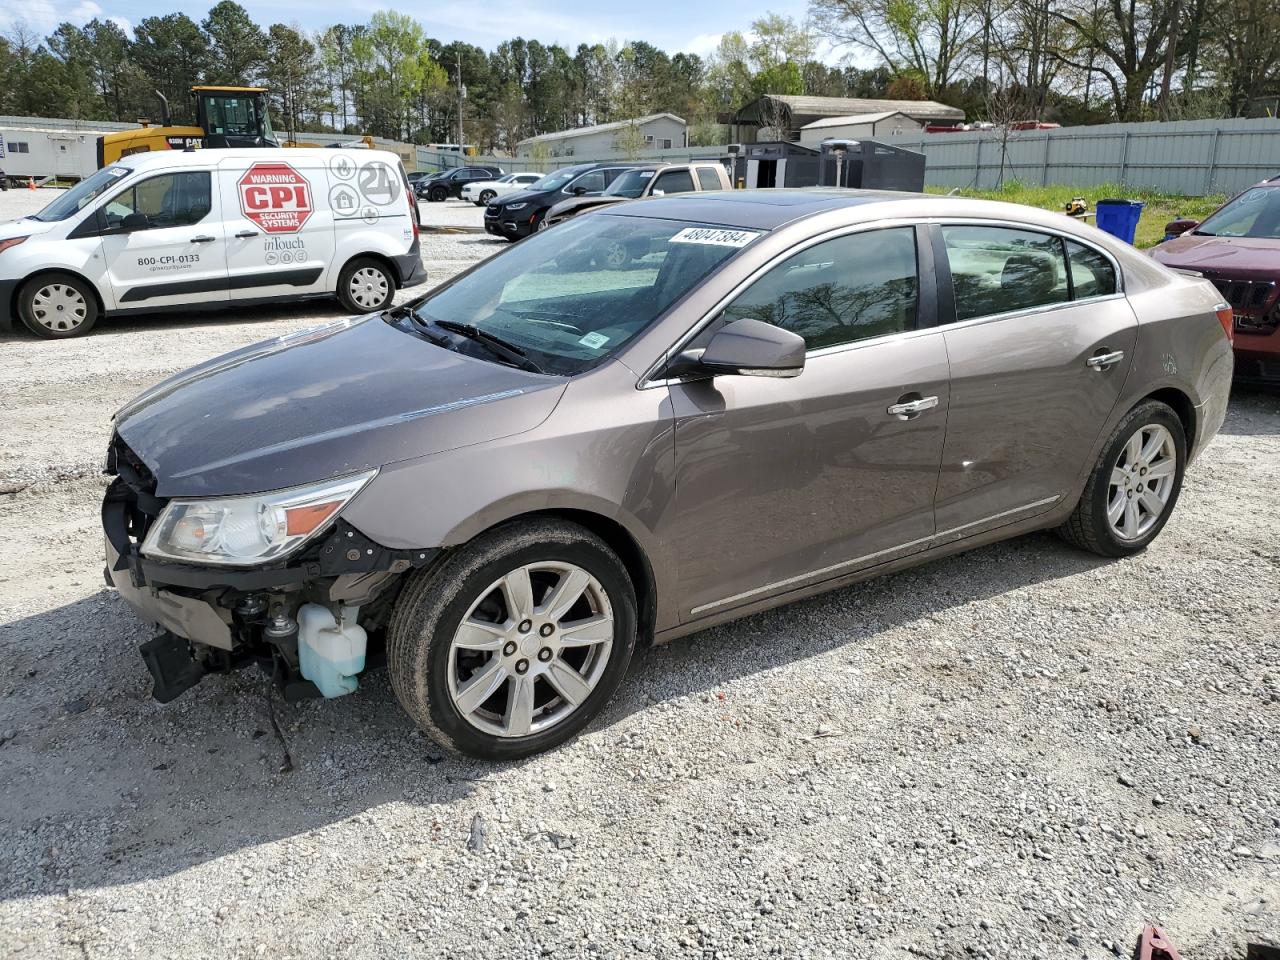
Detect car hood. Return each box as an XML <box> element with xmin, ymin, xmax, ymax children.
<box><xmin>492</xmin><ymin>188</ymin><xmax>547</xmax><ymax>208</ymax></box>
<box><xmin>0</xmin><ymin>217</ymin><xmax>59</xmax><ymax>241</ymax></box>
<box><xmin>1150</xmin><ymin>234</ymin><xmax>1280</xmax><ymax>275</ymax></box>
<box><xmin>115</xmin><ymin>315</ymin><xmax>566</xmax><ymax>498</ymax></box>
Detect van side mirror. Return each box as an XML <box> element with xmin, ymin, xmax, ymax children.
<box><xmin>674</xmin><ymin>318</ymin><xmax>805</xmax><ymax>379</ymax></box>
<box><xmin>121</xmin><ymin>212</ymin><xmax>150</xmax><ymax>232</ymax></box>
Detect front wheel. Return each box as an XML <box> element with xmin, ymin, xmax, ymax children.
<box><xmin>1057</xmin><ymin>400</ymin><xmax>1186</xmax><ymax>557</ymax></box>
<box><xmin>478</xmin><ymin>190</ymin><xmax>496</xmax><ymax>205</ymax></box>
<box><xmin>429</xmin><ymin>187</ymin><xmax>447</xmax><ymax>203</ymax></box>
<box><xmin>387</xmin><ymin>519</ymin><xmax>638</xmax><ymax>760</ymax></box>
<box><xmin>18</xmin><ymin>273</ymin><xmax>99</xmax><ymax>338</ymax></box>
<box><xmin>337</xmin><ymin>257</ymin><xmax>395</xmax><ymax>314</ymax></box>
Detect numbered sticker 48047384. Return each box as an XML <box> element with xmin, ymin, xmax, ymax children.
<box><xmin>669</xmin><ymin>227</ymin><xmax>762</xmax><ymax>247</ymax></box>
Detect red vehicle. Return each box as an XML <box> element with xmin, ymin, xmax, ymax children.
<box><xmin>1151</xmin><ymin>177</ymin><xmax>1280</xmax><ymax>384</ymax></box>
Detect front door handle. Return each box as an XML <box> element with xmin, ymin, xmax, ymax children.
<box><xmin>234</xmin><ymin>229</ymin><xmax>259</xmax><ymax>239</ymax></box>
<box><xmin>1086</xmin><ymin>349</ymin><xmax>1125</xmax><ymax>370</ymax></box>
<box><xmin>887</xmin><ymin>395</ymin><xmax>940</xmax><ymax>419</ymax></box>
<box><xmin>191</xmin><ymin>235</ymin><xmax>217</xmax><ymax>243</ymax></box>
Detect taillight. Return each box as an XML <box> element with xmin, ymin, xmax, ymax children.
<box><xmin>1215</xmin><ymin>303</ymin><xmax>1234</xmax><ymax>345</ymax></box>
<box><xmin>406</xmin><ymin>183</ymin><xmax>419</xmax><ymax>240</ymax></box>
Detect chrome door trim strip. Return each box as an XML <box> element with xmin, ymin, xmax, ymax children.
<box><xmin>687</xmin><ymin>494</ymin><xmax>1061</xmax><ymax>616</ymax></box>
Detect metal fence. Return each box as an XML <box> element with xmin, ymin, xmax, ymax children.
<box><xmin>419</xmin><ymin>117</ymin><xmax>1280</xmax><ymax>196</ymax></box>
<box><xmin>892</xmin><ymin>117</ymin><xmax>1280</xmax><ymax>196</ymax></box>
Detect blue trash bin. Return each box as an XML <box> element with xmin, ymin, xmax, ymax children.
<box><xmin>1094</xmin><ymin>199</ymin><xmax>1145</xmax><ymax>244</ymax></box>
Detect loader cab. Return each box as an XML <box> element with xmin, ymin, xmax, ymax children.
<box><xmin>195</xmin><ymin>87</ymin><xmax>278</xmax><ymax>149</ymax></box>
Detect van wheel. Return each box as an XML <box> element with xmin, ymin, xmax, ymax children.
<box><xmin>387</xmin><ymin>518</ymin><xmax>637</xmax><ymax>760</ymax></box>
<box><xmin>18</xmin><ymin>273</ymin><xmax>98</xmax><ymax>338</ymax></box>
<box><xmin>337</xmin><ymin>258</ymin><xmax>395</xmax><ymax>314</ymax></box>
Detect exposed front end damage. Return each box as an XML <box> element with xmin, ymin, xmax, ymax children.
<box><xmin>102</xmin><ymin>435</ymin><xmax>435</xmax><ymax>703</ymax></box>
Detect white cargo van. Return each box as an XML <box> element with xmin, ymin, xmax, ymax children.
<box><xmin>0</xmin><ymin>148</ymin><xmax>425</xmax><ymax>338</ymax></box>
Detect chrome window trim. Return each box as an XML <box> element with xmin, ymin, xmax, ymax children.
<box><xmin>688</xmin><ymin>494</ymin><xmax>1061</xmax><ymax>616</ymax></box>
<box><xmin>638</xmin><ymin>216</ymin><xmax>926</xmax><ymax>389</ymax></box>
<box><xmin>637</xmin><ymin>215</ymin><xmax>1127</xmax><ymax>390</ymax></box>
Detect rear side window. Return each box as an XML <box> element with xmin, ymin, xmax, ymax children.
<box><xmin>103</xmin><ymin>172</ymin><xmax>212</xmax><ymax>230</ymax></box>
<box><xmin>722</xmin><ymin>227</ymin><xmax>919</xmax><ymax>351</ymax></box>
<box><xmin>1066</xmin><ymin>241</ymin><xmax>1117</xmax><ymax>298</ymax></box>
<box><xmin>942</xmin><ymin>226</ymin><xmax>1069</xmax><ymax>321</ymax></box>
<box><xmin>695</xmin><ymin>166</ymin><xmax>723</xmax><ymax>190</ymax></box>
<box><xmin>653</xmin><ymin>169</ymin><xmax>695</xmax><ymax>195</ymax></box>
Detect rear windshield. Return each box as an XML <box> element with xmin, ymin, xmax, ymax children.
<box><xmin>29</xmin><ymin>165</ymin><xmax>131</xmax><ymax>222</ymax></box>
<box><xmin>1193</xmin><ymin>187</ymin><xmax>1280</xmax><ymax>239</ymax></box>
<box><xmin>408</xmin><ymin>215</ymin><xmax>763</xmax><ymax>375</ymax></box>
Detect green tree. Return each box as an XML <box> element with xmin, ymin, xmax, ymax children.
<box><xmin>132</xmin><ymin>14</ymin><xmax>209</xmax><ymax>124</ymax></box>
<box><xmin>264</xmin><ymin>24</ymin><xmax>320</xmax><ymax>139</ymax></box>
<box><xmin>202</xmin><ymin>1</ymin><xmax>268</xmax><ymax>86</ymax></box>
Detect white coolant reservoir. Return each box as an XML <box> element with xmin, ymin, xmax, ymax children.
<box><xmin>297</xmin><ymin>603</ymin><xmax>367</xmax><ymax>698</ymax></box>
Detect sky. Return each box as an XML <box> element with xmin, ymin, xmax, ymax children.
<box><xmin>1</xmin><ymin>0</ymin><xmax>827</xmax><ymax>59</ymax></box>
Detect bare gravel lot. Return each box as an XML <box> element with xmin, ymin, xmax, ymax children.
<box><xmin>1</xmin><ymin>188</ymin><xmax>1278</xmax><ymax>960</ymax></box>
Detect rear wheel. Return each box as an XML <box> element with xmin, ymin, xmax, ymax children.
<box><xmin>387</xmin><ymin>518</ymin><xmax>637</xmax><ymax>760</ymax></box>
<box><xmin>429</xmin><ymin>186</ymin><xmax>447</xmax><ymax>203</ymax></box>
<box><xmin>337</xmin><ymin>257</ymin><xmax>395</xmax><ymax>314</ymax></box>
<box><xmin>18</xmin><ymin>273</ymin><xmax>98</xmax><ymax>338</ymax></box>
<box><xmin>1057</xmin><ymin>400</ymin><xmax>1186</xmax><ymax>557</ymax></box>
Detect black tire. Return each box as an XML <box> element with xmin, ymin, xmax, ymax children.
<box><xmin>1057</xmin><ymin>400</ymin><xmax>1187</xmax><ymax>557</ymax></box>
<box><xmin>336</xmin><ymin>257</ymin><xmax>396</xmax><ymax>314</ymax></box>
<box><xmin>18</xmin><ymin>272</ymin><xmax>99</xmax><ymax>339</ymax></box>
<box><xmin>478</xmin><ymin>190</ymin><xmax>496</xmax><ymax>205</ymax></box>
<box><xmin>429</xmin><ymin>186</ymin><xmax>447</xmax><ymax>203</ymax></box>
<box><xmin>387</xmin><ymin>518</ymin><xmax>638</xmax><ymax>760</ymax></box>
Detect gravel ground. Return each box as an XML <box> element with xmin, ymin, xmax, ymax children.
<box><xmin>2</xmin><ymin>188</ymin><xmax>1279</xmax><ymax>960</ymax></box>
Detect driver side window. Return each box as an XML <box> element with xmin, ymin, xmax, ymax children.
<box><xmin>104</xmin><ymin>172</ymin><xmax>212</xmax><ymax>231</ymax></box>
<box><xmin>722</xmin><ymin>228</ymin><xmax>919</xmax><ymax>351</ymax></box>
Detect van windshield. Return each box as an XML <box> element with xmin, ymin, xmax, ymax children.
<box><xmin>403</xmin><ymin>214</ymin><xmax>763</xmax><ymax>376</ymax></box>
<box><xmin>29</xmin><ymin>166</ymin><xmax>131</xmax><ymax>222</ymax></box>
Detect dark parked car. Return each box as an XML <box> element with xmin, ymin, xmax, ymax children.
<box><xmin>420</xmin><ymin>166</ymin><xmax>505</xmax><ymax>203</ymax></box>
<box><xmin>483</xmin><ymin>162</ymin><xmax>639</xmax><ymax>240</ymax></box>
<box><xmin>542</xmin><ymin>162</ymin><xmax>733</xmax><ymax>232</ymax></box>
<box><xmin>102</xmin><ymin>191</ymin><xmax>1231</xmax><ymax>760</ymax></box>
<box><xmin>1150</xmin><ymin>176</ymin><xmax>1280</xmax><ymax>384</ymax></box>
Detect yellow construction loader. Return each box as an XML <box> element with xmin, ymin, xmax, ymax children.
<box><xmin>97</xmin><ymin>86</ymin><xmax>278</xmax><ymax>167</ymax></box>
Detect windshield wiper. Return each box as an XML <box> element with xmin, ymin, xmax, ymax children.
<box><xmin>390</xmin><ymin>308</ymin><xmax>454</xmax><ymax>347</ymax></box>
<box><xmin>433</xmin><ymin>319</ymin><xmax>544</xmax><ymax>373</ymax></box>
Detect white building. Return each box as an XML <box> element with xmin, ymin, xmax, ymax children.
<box><xmin>0</xmin><ymin>116</ymin><xmax>141</xmax><ymax>181</ymax></box>
<box><xmin>798</xmin><ymin>111</ymin><xmax>924</xmax><ymax>148</ymax></box>
<box><xmin>515</xmin><ymin>113</ymin><xmax>687</xmax><ymax>160</ymax></box>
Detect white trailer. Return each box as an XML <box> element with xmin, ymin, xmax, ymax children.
<box><xmin>0</xmin><ymin>126</ymin><xmax>102</xmax><ymax>182</ymax></box>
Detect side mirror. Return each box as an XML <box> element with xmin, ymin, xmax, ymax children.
<box><xmin>1164</xmin><ymin>217</ymin><xmax>1199</xmax><ymax>238</ymax></box>
<box><xmin>571</xmin><ymin>185</ymin><xmax>589</xmax><ymax>196</ymax></box>
<box><xmin>677</xmin><ymin>318</ymin><xmax>805</xmax><ymax>379</ymax></box>
<box><xmin>121</xmin><ymin>212</ymin><xmax>150</xmax><ymax>232</ymax></box>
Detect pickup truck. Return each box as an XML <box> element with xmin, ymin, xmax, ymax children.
<box><xmin>540</xmin><ymin>161</ymin><xmax>733</xmax><ymax>233</ymax></box>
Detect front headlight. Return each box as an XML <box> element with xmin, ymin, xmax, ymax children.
<box><xmin>141</xmin><ymin>470</ymin><xmax>376</xmax><ymax>567</ymax></box>
<box><xmin>506</xmin><ymin>203</ymin><xmax>527</xmax><ymax>211</ymax></box>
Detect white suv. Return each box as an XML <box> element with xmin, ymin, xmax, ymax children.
<box><xmin>462</xmin><ymin>172</ymin><xmax>542</xmax><ymax>206</ymax></box>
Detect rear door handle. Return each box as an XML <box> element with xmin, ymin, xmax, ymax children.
<box><xmin>191</xmin><ymin>235</ymin><xmax>217</xmax><ymax>243</ymax></box>
<box><xmin>234</xmin><ymin>229</ymin><xmax>259</xmax><ymax>239</ymax></box>
<box><xmin>887</xmin><ymin>395</ymin><xmax>939</xmax><ymax>418</ymax></box>
<box><xmin>1086</xmin><ymin>349</ymin><xmax>1125</xmax><ymax>370</ymax></box>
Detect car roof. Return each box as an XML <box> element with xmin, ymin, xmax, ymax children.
<box><xmin>603</xmin><ymin>188</ymin><xmax>930</xmax><ymax>230</ymax></box>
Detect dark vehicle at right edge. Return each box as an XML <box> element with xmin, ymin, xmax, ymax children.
<box><xmin>483</xmin><ymin>162</ymin><xmax>638</xmax><ymax>240</ymax></box>
<box><xmin>1151</xmin><ymin>176</ymin><xmax>1280</xmax><ymax>384</ymax></box>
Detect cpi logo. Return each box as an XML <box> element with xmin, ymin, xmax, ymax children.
<box><xmin>238</xmin><ymin>162</ymin><xmax>313</xmax><ymax>234</ymax></box>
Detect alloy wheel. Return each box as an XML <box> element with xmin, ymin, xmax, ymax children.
<box><xmin>1107</xmin><ymin>424</ymin><xmax>1177</xmax><ymax>540</ymax></box>
<box><xmin>30</xmin><ymin>283</ymin><xmax>89</xmax><ymax>332</ymax></box>
<box><xmin>447</xmin><ymin>561</ymin><xmax>614</xmax><ymax>738</ymax></box>
<box><xmin>349</xmin><ymin>267</ymin><xmax>389</xmax><ymax>310</ymax></box>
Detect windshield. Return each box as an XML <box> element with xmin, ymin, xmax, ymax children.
<box><xmin>206</xmin><ymin>94</ymin><xmax>265</xmax><ymax>138</ymax></box>
<box><xmin>407</xmin><ymin>215</ymin><xmax>763</xmax><ymax>375</ymax></box>
<box><xmin>605</xmin><ymin>169</ymin><xmax>657</xmax><ymax>198</ymax></box>
<box><xmin>530</xmin><ymin>167</ymin><xmax>583</xmax><ymax>191</ymax></box>
<box><xmin>30</xmin><ymin>165</ymin><xmax>132</xmax><ymax>222</ymax></box>
<box><xmin>1194</xmin><ymin>187</ymin><xmax>1280</xmax><ymax>239</ymax></box>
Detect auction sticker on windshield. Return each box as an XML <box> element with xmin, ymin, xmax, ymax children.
<box><xmin>669</xmin><ymin>227</ymin><xmax>761</xmax><ymax>247</ymax></box>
